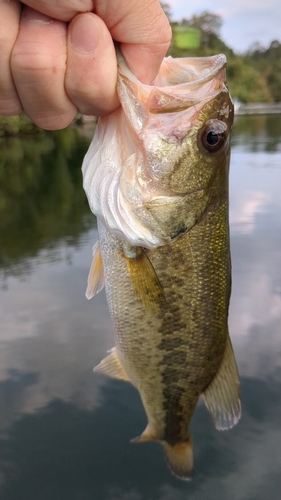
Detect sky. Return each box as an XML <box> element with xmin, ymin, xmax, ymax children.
<box><xmin>168</xmin><ymin>0</ymin><xmax>281</xmax><ymax>53</ymax></box>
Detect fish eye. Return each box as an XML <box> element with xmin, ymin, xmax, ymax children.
<box><xmin>198</xmin><ymin>120</ymin><xmax>227</xmax><ymax>153</ymax></box>
<box><xmin>206</xmin><ymin>131</ymin><xmax>219</xmax><ymax>146</ymax></box>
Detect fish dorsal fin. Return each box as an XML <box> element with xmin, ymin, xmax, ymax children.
<box><xmin>203</xmin><ymin>334</ymin><xmax>241</xmax><ymax>430</ymax></box>
<box><xmin>85</xmin><ymin>241</ymin><xmax>105</xmax><ymax>299</ymax></box>
<box><xmin>124</xmin><ymin>246</ymin><xmax>166</xmax><ymax>313</ymax></box>
<box><xmin>93</xmin><ymin>347</ymin><xmax>131</xmax><ymax>382</ymax></box>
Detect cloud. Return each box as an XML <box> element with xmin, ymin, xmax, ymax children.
<box><xmin>228</xmin><ymin>143</ymin><xmax>281</xmax><ymax>383</ymax></box>
<box><xmin>0</xmin><ymin>229</ymin><xmax>114</xmax><ymax>431</ymax></box>
<box><xmin>230</xmin><ymin>190</ymin><xmax>269</xmax><ymax>233</ymax></box>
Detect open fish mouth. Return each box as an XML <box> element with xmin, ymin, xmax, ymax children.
<box><xmin>82</xmin><ymin>50</ymin><xmax>232</xmax><ymax>249</ymax></box>
<box><xmin>117</xmin><ymin>52</ymin><xmax>227</xmax><ymax>115</ymax></box>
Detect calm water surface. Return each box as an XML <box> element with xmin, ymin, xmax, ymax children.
<box><xmin>0</xmin><ymin>116</ymin><xmax>281</xmax><ymax>499</ymax></box>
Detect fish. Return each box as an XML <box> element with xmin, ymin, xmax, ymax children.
<box><xmin>82</xmin><ymin>50</ymin><xmax>241</xmax><ymax>480</ymax></box>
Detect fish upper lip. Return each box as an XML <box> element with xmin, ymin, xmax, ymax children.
<box><xmin>117</xmin><ymin>50</ymin><xmax>227</xmax><ymax>91</ymax></box>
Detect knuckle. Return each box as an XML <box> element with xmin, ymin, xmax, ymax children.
<box><xmin>66</xmin><ymin>85</ymin><xmax>117</xmax><ymax>116</ymax></box>
<box><xmin>11</xmin><ymin>44</ymin><xmax>65</xmax><ymax>79</ymax></box>
<box><xmin>29</xmin><ymin>108</ymin><xmax>77</xmax><ymax>131</ymax></box>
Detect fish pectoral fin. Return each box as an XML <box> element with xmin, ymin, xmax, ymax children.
<box><xmin>85</xmin><ymin>241</ymin><xmax>105</xmax><ymax>299</ymax></box>
<box><xmin>93</xmin><ymin>347</ymin><xmax>131</xmax><ymax>382</ymax></box>
<box><xmin>203</xmin><ymin>333</ymin><xmax>241</xmax><ymax>430</ymax></box>
<box><xmin>163</xmin><ymin>436</ymin><xmax>193</xmax><ymax>481</ymax></box>
<box><xmin>124</xmin><ymin>247</ymin><xmax>166</xmax><ymax>313</ymax></box>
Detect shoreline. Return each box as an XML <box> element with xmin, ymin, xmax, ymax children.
<box><xmin>235</xmin><ymin>102</ymin><xmax>281</xmax><ymax>115</ymax></box>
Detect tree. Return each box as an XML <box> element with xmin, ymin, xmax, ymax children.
<box><xmin>160</xmin><ymin>2</ymin><xmax>172</xmax><ymax>21</ymax></box>
<box><xmin>226</xmin><ymin>57</ymin><xmax>270</xmax><ymax>103</ymax></box>
<box><xmin>179</xmin><ymin>11</ymin><xmax>223</xmax><ymax>47</ymax></box>
<box><xmin>267</xmin><ymin>59</ymin><xmax>281</xmax><ymax>101</ymax></box>
<box><xmin>183</xmin><ymin>11</ymin><xmax>222</xmax><ymax>36</ymax></box>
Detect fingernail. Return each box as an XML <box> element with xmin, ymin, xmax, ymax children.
<box><xmin>70</xmin><ymin>14</ymin><xmax>102</xmax><ymax>54</ymax></box>
<box><xmin>23</xmin><ymin>6</ymin><xmax>53</xmax><ymax>24</ymax></box>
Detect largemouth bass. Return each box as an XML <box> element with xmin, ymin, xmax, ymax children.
<box><xmin>82</xmin><ymin>51</ymin><xmax>241</xmax><ymax>480</ymax></box>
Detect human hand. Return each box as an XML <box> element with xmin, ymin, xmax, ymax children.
<box><xmin>0</xmin><ymin>0</ymin><xmax>171</xmax><ymax>129</ymax></box>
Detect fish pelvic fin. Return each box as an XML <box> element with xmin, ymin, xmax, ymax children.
<box><xmin>203</xmin><ymin>333</ymin><xmax>241</xmax><ymax>430</ymax></box>
<box><xmin>163</xmin><ymin>436</ymin><xmax>193</xmax><ymax>481</ymax></box>
<box><xmin>124</xmin><ymin>246</ymin><xmax>166</xmax><ymax>313</ymax></box>
<box><xmin>94</xmin><ymin>347</ymin><xmax>131</xmax><ymax>382</ymax></box>
<box><xmin>86</xmin><ymin>241</ymin><xmax>105</xmax><ymax>299</ymax></box>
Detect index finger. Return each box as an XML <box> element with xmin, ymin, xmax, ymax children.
<box><xmin>19</xmin><ymin>0</ymin><xmax>95</xmax><ymax>21</ymax></box>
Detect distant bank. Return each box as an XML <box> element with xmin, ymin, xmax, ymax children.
<box><xmin>235</xmin><ymin>103</ymin><xmax>281</xmax><ymax>115</ymax></box>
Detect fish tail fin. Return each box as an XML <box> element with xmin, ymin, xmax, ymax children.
<box><xmin>162</xmin><ymin>435</ymin><xmax>193</xmax><ymax>481</ymax></box>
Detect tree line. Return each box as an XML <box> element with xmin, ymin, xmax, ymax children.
<box><xmin>163</xmin><ymin>7</ymin><xmax>281</xmax><ymax>103</ymax></box>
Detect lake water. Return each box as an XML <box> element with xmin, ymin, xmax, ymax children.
<box><xmin>0</xmin><ymin>115</ymin><xmax>281</xmax><ymax>499</ymax></box>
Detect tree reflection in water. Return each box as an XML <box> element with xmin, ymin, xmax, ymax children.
<box><xmin>0</xmin><ymin>127</ymin><xmax>95</xmax><ymax>276</ymax></box>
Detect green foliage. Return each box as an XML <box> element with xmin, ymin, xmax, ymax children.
<box><xmin>267</xmin><ymin>60</ymin><xmax>281</xmax><ymax>102</ymax></box>
<box><xmin>0</xmin><ymin>114</ymin><xmax>39</xmax><ymax>137</ymax></box>
<box><xmin>167</xmin><ymin>6</ymin><xmax>281</xmax><ymax>104</ymax></box>
<box><xmin>226</xmin><ymin>57</ymin><xmax>271</xmax><ymax>103</ymax></box>
<box><xmin>180</xmin><ymin>11</ymin><xmax>222</xmax><ymax>36</ymax></box>
<box><xmin>245</xmin><ymin>41</ymin><xmax>281</xmax><ymax>102</ymax></box>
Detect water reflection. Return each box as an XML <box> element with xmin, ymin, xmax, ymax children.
<box><xmin>0</xmin><ymin>379</ymin><xmax>280</xmax><ymax>499</ymax></box>
<box><xmin>232</xmin><ymin>114</ymin><xmax>281</xmax><ymax>152</ymax></box>
<box><xmin>0</xmin><ymin>127</ymin><xmax>94</xmax><ymax>276</ymax></box>
<box><xmin>229</xmin><ymin>116</ymin><xmax>281</xmax><ymax>389</ymax></box>
<box><xmin>0</xmin><ymin>229</ymin><xmax>112</xmax><ymax>415</ymax></box>
<box><xmin>0</xmin><ymin>115</ymin><xmax>281</xmax><ymax>498</ymax></box>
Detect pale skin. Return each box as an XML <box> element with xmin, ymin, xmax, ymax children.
<box><xmin>0</xmin><ymin>0</ymin><xmax>171</xmax><ymax>130</ymax></box>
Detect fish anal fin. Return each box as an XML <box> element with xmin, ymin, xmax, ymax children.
<box><xmin>86</xmin><ymin>241</ymin><xmax>105</xmax><ymax>299</ymax></box>
<box><xmin>203</xmin><ymin>334</ymin><xmax>241</xmax><ymax>431</ymax></box>
<box><xmin>124</xmin><ymin>246</ymin><xmax>166</xmax><ymax>313</ymax></box>
<box><xmin>94</xmin><ymin>347</ymin><xmax>130</xmax><ymax>382</ymax></box>
<box><xmin>131</xmin><ymin>425</ymin><xmax>193</xmax><ymax>481</ymax></box>
<box><xmin>131</xmin><ymin>423</ymin><xmax>156</xmax><ymax>443</ymax></box>
<box><xmin>163</xmin><ymin>436</ymin><xmax>193</xmax><ymax>481</ymax></box>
